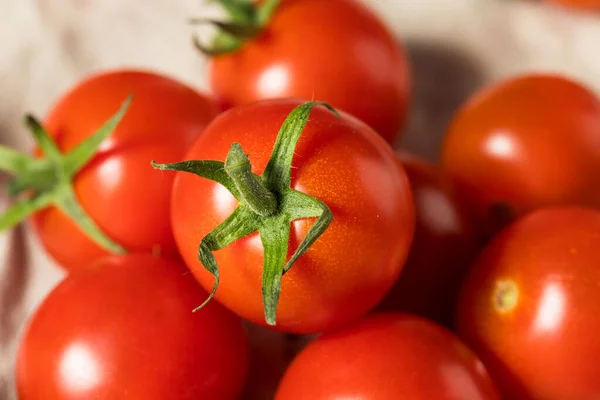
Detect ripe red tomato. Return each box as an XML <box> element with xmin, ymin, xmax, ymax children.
<box><xmin>547</xmin><ymin>0</ymin><xmax>600</xmax><ymax>10</ymax></box>
<box><xmin>33</xmin><ymin>70</ymin><xmax>217</xmax><ymax>270</ymax></box>
<box><xmin>441</xmin><ymin>74</ymin><xmax>600</xmax><ymax>238</ymax></box>
<box><xmin>456</xmin><ymin>207</ymin><xmax>600</xmax><ymax>400</ymax></box>
<box><xmin>170</xmin><ymin>99</ymin><xmax>414</xmax><ymax>334</ymax></box>
<box><xmin>275</xmin><ymin>313</ymin><xmax>501</xmax><ymax>400</ymax></box>
<box><xmin>376</xmin><ymin>152</ymin><xmax>478</xmax><ymax>326</ymax></box>
<box><xmin>16</xmin><ymin>254</ymin><xmax>249</xmax><ymax>400</ymax></box>
<box><xmin>208</xmin><ymin>0</ymin><xmax>411</xmax><ymax>143</ymax></box>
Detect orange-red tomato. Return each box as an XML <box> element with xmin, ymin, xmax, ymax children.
<box><xmin>457</xmin><ymin>207</ymin><xmax>600</xmax><ymax>399</ymax></box>
<box><xmin>32</xmin><ymin>70</ymin><xmax>217</xmax><ymax>270</ymax></box>
<box><xmin>171</xmin><ymin>99</ymin><xmax>415</xmax><ymax>334</ymax></box>
<box><xmin>16</xmin><ymin>254</ymin><xmax>249</xmax><ymax>400</ymax></box>
<box><xmin>441</xmin><ymin>74</ymin><xmax>600</xmax><ymax>239</ymax></box>
<box><xmin>377</xmin><ymin>152</ymin><xmax>478</xmax><ymax>326</ymax></box>
<box><xmin>209</xmin><ymin>0</ymin><xmax>411</xmax><ymax>143</ymax></box>
<box><xmin>547</xmin><ymin>0</ymin><xmax>600</xmax><ymax>10</ymax></box>
<box><xmin>275</xmin><ymin>313</ymin><xmax>501</xmax><ymax>400</ymax></box>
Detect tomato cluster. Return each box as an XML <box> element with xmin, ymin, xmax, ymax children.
<box><xmin>1</xmin><ymin>0</ymin><xmax>599</xmax><ymax>399</ymax></box>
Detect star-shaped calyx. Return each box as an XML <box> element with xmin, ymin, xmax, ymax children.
<box><xmin>0</xmin><ymin>96</ymin><xmax>132</xmax><ymax>254</ymax></box>
<box><xmin>151</xmin><ymin>102</ymin><xmax>337</xmax><ymax>325</ymax></box>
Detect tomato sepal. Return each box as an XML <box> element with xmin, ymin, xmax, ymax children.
<box><xmin>190</xmin><ymin>0</ymin><xmax>280</xmax><ymax>56</ymax></box>
<box><xmin>152</xmin><ymin>101</ymin><xmax>336</xmax><ymax>325</ymax></box>
<box><xmin>0</xmin><ymin>96</ymin><xmax>132</xmax><ymax>254</ymax></box>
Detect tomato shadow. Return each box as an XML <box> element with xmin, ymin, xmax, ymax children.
<box><xmin>397</xmin><ymin>40</ymin><xmax>486</xmax><ymax>162</ymax></box>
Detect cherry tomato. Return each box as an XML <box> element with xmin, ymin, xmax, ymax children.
<box><xmin>33</xmin><ymin>70</ymin><xmax>218</xmax><ymax>270</ymax></box>
<box><xmin>376</xmin><ymin>152</ymin><xmax>478</xmax><ymax>326</ymax></box>
<box><xmin>441</xmin><ymin>74</ymin><xmax>600</xmax><ymax>238</ymax></box>
<box><xmin>547</xmin><ymin>0</ymin><xmax>600</xmax><ymax>10</ymax></box>
<box><xmin>456</xmin><ymin>207</ymin><xmax>600</xmax><ymax>400</ymax></box>
<box><xmin>16</xmin><ymin>253</ymin><xmax>249</xmax><ymax>400</ymax></box>
<box><xmin>208</xmin><ymin>0</ymin><xmax>411</xmax><ymax>143</ymax></box>
<box><xmin>275</xmin><ymin>313</ymin><xmax>501</xmax><ymax>400</ymax></box>
<box><xmin>170</xmin><ymin>99</ymin><xmax>415</xmax><ymax>334</ymax></box>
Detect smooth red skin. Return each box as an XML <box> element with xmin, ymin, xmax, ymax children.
<box><xmin>32</xmin><ymin>70</ymin><xmax>218</xmax><ymax>270</ymax></box>
<box><xmin>16</xmin><ymin>254</ymin><xmax>249</xmax><ymax>400</ymax></box>
<box><xmin>376</xmin><ymin>152</ymin><xmax>478</xmax><ymax>326</ymax></box>
<box><xmin>171</xmin><ymin>99</ymin><xmax>415</xmax><ymax>334</ymax></box>
<box><xmin>275</xmin><ymin>313</ymin><xmax>501</xmax><ymax>400</ymax></box>
<box><xmin>456</xmin><ymin>207</ymin><xmax>600</xmax><ymax>400</ymax></box>
<box><xmin>209</xmin><ymin>0</ymin><xmax>411</xmax><ymax>144</ymax></box>
<box><xmin>441</xmin><ymin>74</ymin><xmax>600</xmax><ymax>239</ymax></box>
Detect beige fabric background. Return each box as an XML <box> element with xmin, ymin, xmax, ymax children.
<box><xmin>1</xmin><ymin>0</ymin><xmax>599</xmax><ymax>399</ymax></box>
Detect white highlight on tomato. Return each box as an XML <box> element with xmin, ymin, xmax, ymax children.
<box><xmin>533</xmin><ymin>281</ymin><xmax>566</xmax><ymax>334</ymax></box>
<box><xmin>59</xmin><ymin>343</ymin><xmax>101</xmax><ymax>393</ymax></box>
<box><xmin>416</xmin><ymin>187</ymin><xmax>460</xmax><ymax>235</ymax></box>
<box><xmin>485</xmin><ymin>131</ymin><xmax>516</xmax><ymax>158</ymax></box>
<box><xmin>257</xmin><ymin>65</ymin><xmax>289</xmax><ymax>98</ymax></box>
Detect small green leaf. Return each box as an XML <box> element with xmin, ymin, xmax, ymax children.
<box><xmin>225</xmin><ymin>143</ymin><xmax>278</xmax><ymax>217</ymax></box>
<box><xmin>54</xmin><ymin>184</ymin><xmax>126</xmax><ymax>254</ymax></box>
<box><xmin>259</xmin><ymin>216</ymin><xmax>290</xmax><ymax>325</ymax></box>
<box><xmin>0</xmin><ymin>190</ymin><xmax>55</xmax><ymax>231</ymax></box>
<box><xmin>151</xmin><ymin>159</ymin><xmax>242</xmax><ymax>201</ymax></box>
<box><xmin>194</xmin><ymin>205</ymin><xmax>262</xmax><ymax>312</ymax></box>
<box><xmin>23</xmin><ymin>116</ymin><xmax>62</xmax><ymax>163</ymax></box>
<box><xmin>263</xmin><ymin>102</ymin><xmax>338</xmax><ymax>194</ymax></box>
<box><xmin>63</xmin><ymin>95</ymin><xmax>133</xmax><ymax>177</ymax></box>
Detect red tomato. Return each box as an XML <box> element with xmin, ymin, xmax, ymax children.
<box><xmin>548</xmin><ymin>0</ymin><xmax>600</xmax><ymax>10</ymax></box>
<box><xmin>170</xmin><ymin>99</ymin><xmax>415</xmax><ymax>334</ymax></box>
<box><xmin>456</xmin><ymin>207</ymin><xmax>600</xmax><ymax>400</ymax></box>
<box><xmin>16</xmin><ymin>253</ymin><xmax>249</xmax><ymax>400</ymax></box>
<box><xmin>376</xmin><ymin>152</ymin><xmax>478</xmax><ymax>326</ymax></box>
<box><xmin>275</xmin><ymin>313</ymin><xmax>501</xmax><ymax>400</ymax></box>
<box><xmin>208</xmin><ymin>0</ymin><xmax>411</xmax><ymax>143</ymax></box>
<box><xmin>33</xmin><ymin>70</ymin><xmax>217</xmax><ymax>270</ymax></box>
<box><xmin>441</xmin><ymin>74</ymin><xmax>600</xmax><ymax>238</ymax></box>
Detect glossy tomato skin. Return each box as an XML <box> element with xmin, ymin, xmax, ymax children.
<box><xmin>275</xmin><ymin>313</ymin><xmax>501</xmax><ymax>400</ymax></box>
<box><xmin>377</xmin><ymin>152</ymin><xmax>478</xmax><ymax>326</ymax></box>
<box><xmin>441</xmin><ymin>74</ymin><xmax>600</xmax><ymax>238</ymax></box>
<box><xmin>16</xmin><ymin>254</ymin><xmax>249</xmax><ymax>400</ymax></box>
<box><xmin>209</xmin><ymin>0</ymin><xmax>411</xmax><ymax>144</ymax></box>
<box><xmin>32</xmin><ymin>70</ymin><xmax>218</xmax><ymax>270</ymax></box>
<box><xmin>171</xmin><ymin>99</ymin><xmax>415</xmax><ymax>334</ymax></box>
<box><xmin>456</xmin><ymin>207</ymin><xmax>600</xmax><ymax>400</ymax></box>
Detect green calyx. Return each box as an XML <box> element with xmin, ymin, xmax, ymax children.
<box><xmin>0</xmin><ymin>96</ymin><xmax>133</xmax><ymax>254</ymax></box>
<box><xmin>151</xmin><ymin>101</ymin><xmax>337</xmax><ymax>325</ymax></box>
<box><xmin>190</xmin><ymin>0</ymin><xmax>281</xmax><ymax>56</ymax></box>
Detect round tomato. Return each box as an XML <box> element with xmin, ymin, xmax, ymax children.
<box><xmin>207</xmin><ymin>0</ymin><xmax>411</xmax><ymax>144</ymax></box>
<box><xmin>441</xmin><ymin>74</ymin><xmax>600</xmax><ymax>238</ymax></box>
<box><xmin>169</xmin><ymin>99</ymin><xmax>414</xmax><ymax>334</ymax></box>
<box><xmin>16</xmin><ymin>253</ymin><xmax>249</xmax><ymax>400</ymax></box>
<box><xmin>275</xmin><ymin>313</ymin><xmax>501</xmax><ymax>400</ymax></box>
<box><xmin>32</xmin><ymin>70</ymin><xmax>217</xmax><ymax>270</ymax></box>
<box><xmin>376</xmin><ymin>152</ymin><xmax>478</xmax><ymax>326</ymax></box>
<box><xmin>456</xmin><ymin>207</ymin><xmax>600</xmax><ymax>400</ymax></box>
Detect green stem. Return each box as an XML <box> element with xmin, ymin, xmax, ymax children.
<box><xmin>0</xmin><ymin>96</ymin><xmax>133</xmax><ymax>254</ymax></box>
<box><xmin>224</xmin><ymin>143</ymin><xmax>277</xmax><ymax>217</ymax></box>
<box><xmin>191</xmin><ymin>0</ymin><xmax>282</xmax><ymax>56</ymax></box>
<box><xmin>151</xmin><ymin>101</ymin><xmax>338</xmax><ymax>326</ymax></box>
